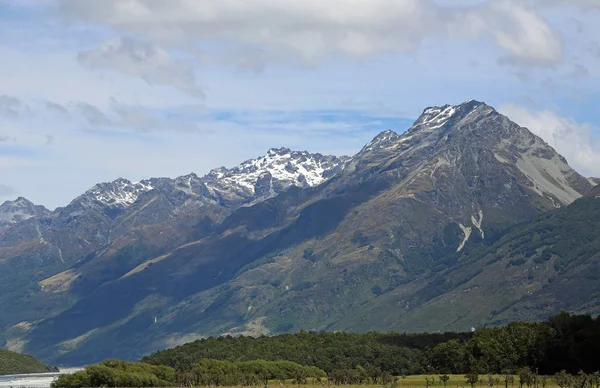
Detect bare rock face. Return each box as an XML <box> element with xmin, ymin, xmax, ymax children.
<box><xmin>585</xmin><ymin>184</ymin><xmax>600</xmax><ymax>198</ymax></box>
<box><xmin>0</xmin><ymin>100</ymin><xmax>595</xmax><ymax>366</ymax></box>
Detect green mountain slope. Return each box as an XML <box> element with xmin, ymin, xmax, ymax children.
<box><xmin>343</xmin><ymin>196</ymin><xmax>600</xmax><ymax>333</ymax></box>
<box><xmin>0</xmin><ymin>348</ymin><xmax>55</xmax><ymax>375</ymax></box>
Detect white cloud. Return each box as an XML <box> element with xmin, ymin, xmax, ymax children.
<box><xmin>59</xmin><ymin>0</ymin><xmax>563</xmax><ymax>69</ymax></box>
<box><xmin>0</xmin><ymin>95</ymin><xmax>30</xmax><ymax>119</ymax></box>
<box><xmin>499</xmin><ymin>103</ymin><xmax>600</xmax><ymax>176</ymax></box>
<box><xmin>78</xmin><ymin>37</ymin><xmax>204</xmax><ymax>97</ymax></box>
<box><xmin>1</xmin><ymin>0</ymin><xmax>598</xmax><ymax>209</ymax></box>
<box><xmin>45</xmin><ymin>101</ymin><xmax>70</xmax><ymax>117</ymax></box>
<box><xmin>489</xmin><ymin>1</ymin><xmax>562</xmax><ymax>65</ymax></box>
<box><xmin>537</xmin><ymin>0</ymin><xmax>600</xmax><ymax>9</ymax></box>
<box><xmin>75</xmin><ymin>102</ymin><xmax>113</xmax><ymax>126</ymax></box>
<box><xmin>111</xmin><ymin>100</ymin><xmax>203</xmax><ymax>132</ymax></box>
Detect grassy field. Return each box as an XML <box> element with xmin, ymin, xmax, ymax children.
<box><xmin>393</xmin><ymin>375</ymin><xmax>558</xmax><ymax>387</ymax></box>
<box><xmin>265</xmin><ymin>375</ymin><xmax>560</xmax><ymax>388</ymax></box>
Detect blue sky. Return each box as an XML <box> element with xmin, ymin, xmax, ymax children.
<box><xmin>1</xmin><ymin>0</ymin><xmax>600</xmax><ymax>209</ymax></box>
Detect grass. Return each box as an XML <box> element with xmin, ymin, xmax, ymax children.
<box><xmin>393</xmin><ymin>375</ymin><xmax>559</xmax><ymax>387</ymax></box>
<box><xmin>262</xmin><ymin>375</ymin><xmax>561</xmax><ymax>388</ymax></box>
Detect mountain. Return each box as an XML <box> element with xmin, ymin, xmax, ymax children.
<box><xmin>0</xmin><ymin>100</ymin><xmax>595</xmax><ymax>365</ymax></box>
<box><xmin>0</xmin><ymin>348</ymin><xmax>56</xmax><ymax>375</ymax></box>
<box><xmin>0</xmin><ymin>148</ymin><xmax>348</xmax><ymax>351</ymax></box>
<box><xmin>203</xmin><ymin>148</ymin><xmax>350</xmax><ymax>207</ymax></box>
<box><xmin>586</xmin><ymin>184</ymin><xmax>600</xmax><ymax>198</ymax></box>
<box><xmin>351</xmin><ymin>195</ymin><xmax>600</xmax><ymax>334</ymax></box>
<box><xmin>0</xmin><ymin>198</ymin><xmax>49</xmax><ymax>230</ymax></box>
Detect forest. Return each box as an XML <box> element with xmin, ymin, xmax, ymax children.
<box><xmin>0</xmin><ymin>348</ymin><xmax>58</xmax><ymax>375</ymax></box>
<box><xmin>52</xmin><ymin>313</ymin><xmax>600</xmax><ymax>387</ymax></box>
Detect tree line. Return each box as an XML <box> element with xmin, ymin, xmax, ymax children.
<box><xmin>427</xmin><ymin>313</ymin><xmax>600</xmax><ymax>374</ymax></box>
<box><xmin>53</xmin><ymin>313</ymin><xmax>600</xmax><ymax>387</ymax></box>
<box><xmin>51</xmin><ymin>359</ymin><xmax>326</xmax><ymax>388</ymax></box>
<box><xmin>142</xmin><ymin>331</ymin><xmax>468</xmax><ymax>375</ymax></box>
<box><xmin>143</xmin><ymin>313</ymin><xmax>600</xmax><ymax>376</ymax></box>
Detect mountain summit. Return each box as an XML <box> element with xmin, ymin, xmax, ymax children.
<box><xmin>0</xmin><ymin>100</ymin><xmax>595</xmax><ymax>365</ymax></box>
<box><xmin>0</xmin><ymin>197</ymin><xmax>49</xmax><ymax>230</ymax></box>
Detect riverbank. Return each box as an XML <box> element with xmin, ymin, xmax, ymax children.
<box><xmin>0</xmin><ymin>368</ymin><xmax>83</xmax><ymax>388</ymax></box>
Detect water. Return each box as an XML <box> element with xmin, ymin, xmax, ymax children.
<box><xmin>0</xmin><ymin>368</ymin><xmax>82</xmax><ymax>388</ymax></box>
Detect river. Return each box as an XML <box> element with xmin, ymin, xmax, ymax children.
<box><xmin>0</xmin><ymin>368</ymin><xmax>82</xmax><ymax>388</ymax></box>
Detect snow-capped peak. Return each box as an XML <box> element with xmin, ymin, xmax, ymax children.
<box><xmin>60</xmin><ymin>148</ymin><xmax>348</xmax><ymax>212</ymax></box>
<box><xmin>416</xmin><ymin>105</ymin><xmax>458</xmax><ymax>129</ymax></box>
<box><xmin>84</xmin><ymin>178</ymin><xmax>154</xmax><ymax>208</ymax></box>
<box><xmin>202</xmin><ymin>148</ymin><xmax>349</xmax><ymax>205</ymax></box>
<box><xmin>362</xmin><ymin>130</ymin><xmax>400</xmax><ymax>152</ymax></box>
<box><xmin>412</xmin><ymin>100</ymin><xmax>491</xmax><ymax>131</ymax></box>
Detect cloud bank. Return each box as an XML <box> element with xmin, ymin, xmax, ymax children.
<box><xmin>500</xmin><ymin>103</ymin><xmax>600</xmax><ymax>177</ymax></box>
<box><xmin>60</xmin><ymin>0</ymin><xmax>563</xmax><ymax>73</ymax></box>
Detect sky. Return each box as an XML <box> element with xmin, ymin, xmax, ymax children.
<box><xmin>1</xmin><ymin>0</ymin><xmax>600</xmax><ymax>209</ymax></box>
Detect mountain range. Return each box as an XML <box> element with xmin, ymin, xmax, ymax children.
<box><xmin>0</xmin><ymin>100</ymin><xmax>598</xmax><ymax>365</ymax></box>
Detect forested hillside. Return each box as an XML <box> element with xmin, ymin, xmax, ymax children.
<box><xmin>142</xmin><ymin>332</ymin><xmax>469</xmax><ymax>374</ymax></box>
<box><xmin>51</xmin><ymin>313</ymin><xmax>600</xmax><ymax>388</ymax></box>
<box><xmin>0</xmin><ymin>348</ymin><xmax>56</xmax><ymax>375</ymax></box>
<box><xmin>142</xmin><ymin>313</ymin><xmax>600</xmax><ymax>375</ymax></box>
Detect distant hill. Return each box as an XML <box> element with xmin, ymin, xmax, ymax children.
<box><xmin>0</xmin><ymin>348</ymin><xmax>56</xmax><ymax>375</ymax></box>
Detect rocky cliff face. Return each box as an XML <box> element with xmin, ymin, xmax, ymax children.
<box><xmin>0</xmin><ymin>100</ymin><xmax>595</xmax><ymax>365</ymax></box>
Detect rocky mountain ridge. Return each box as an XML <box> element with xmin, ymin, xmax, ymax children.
<box><xmin>0</xmin><ymin>147</ymin><xmax>348</xmax><ymax>258</ymax></box>
<box><xmin>6</xmin><ymin>147</ymin><xmax>349</xmax><ymax>214</ymax></box>
<box><xmin>0</xmin><ymin>100</ymin><xmax>597</xmax><ymax>366</ymax></box>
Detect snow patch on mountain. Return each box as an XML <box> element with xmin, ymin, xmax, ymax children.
<box><xmin>363</xmin><ymin>130</ymin><xmax>400</xmax><ymax>152</ymax></box>
<box><xmin>66</xmin><ymin>148</ymin><xmax>349</xmax><ymax>212</ymax></box>
<box><xmin>424</xmin><ymin>106</ymin><xmax>457</xmax><ymax>129</ymax></box>
<box><xmin>203</xmin><ymin>148</ymin><xmax>349</xmax><ymax>201</ymax></box>
<box><xmin>471</xmin><ymin>210</ymin><xmax>484</xmax><ymax>239</ymax></box>
<box><xmin>85</xmin><ymin>178</ymin><xmax>154</xmax><ymax>208</ymax></box>
<box><xmin>414</xmin><ymin>100</ymin><xmax>489</xmax><ymax>131</ymax></box>
<box><xmin>457</xmin><ymin>223</ymin><xmax>472</xmax><ymax>252</ymax></box>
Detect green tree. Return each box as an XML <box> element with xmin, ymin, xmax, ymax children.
<box><xmin>367</xmin><ymin>365</ymin><xmax>383</xmax><ymax>384</ymax></box>
<box><xmin>430</xmin><ymin>340</ymin><xmax>467</xmax><ymax>374</ymax></box>
<box><xmin>440</xmin><ymin>375</ymin><xmax>450</xmax><ymax>387</ymax></box>
<box><xmin>555</xmin><ymin>371</ymin><xmax>573</xmax><ymax>388</ymax></box>
<box><xmin>504</xmin><ymin>371</ymin><xmax>515</xmax><ymax>388</ymax></box>
<box><xmin>574</xmin><ymin>371</ymin><xmax>590</xmax><ymax>388</ymax></box>
<box><xmin>518</xmin><ymin>367</ymin><xmax>534</xmax><ymax>388</ymax></box>
<box><xmin>466</xmin><ymin>373</ymin><xmax>479</xmax><ymax>388</ymax></box>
